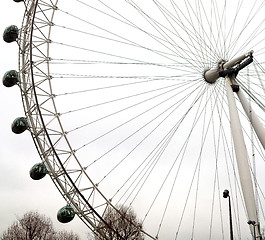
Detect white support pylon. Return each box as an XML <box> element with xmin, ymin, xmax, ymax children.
<box><xmin>226</xmin><ymin>75</ymin><xmax>261</xmax><ymax>239</ymax></box>
<box><xmin>237</xmin><ymin>89</ymin><xmax>265</xmax><ymax>151</ymax></box>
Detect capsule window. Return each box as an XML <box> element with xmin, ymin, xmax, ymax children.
<box><xmin>2</xmin><ymin>70</ymin><xmax>19</xmax><ymax>87</ymax></box>
<box><xmin>57</xmin><ymin>206</ymin><xmax>75</xmax><ymax>223</ymax></box>
<box><xmin>3</xmin><ymin>25</ymin><xmax>19</xmax><ymax>43</ymax></box>
<box><xmin>11</xmin><ymin>117</ymin><xmax>28</xmax><ymax>134</ymax></box>
<box><xmin>30</xmin><ymin>163</ymin><xmax>47</xmax><ymax>180</ymax></box>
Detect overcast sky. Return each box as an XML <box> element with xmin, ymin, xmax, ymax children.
<box><xmin>1</xmin><ymin>1</ymin><xmax>265</xmax><ymax>240</ymax></box>
<box><xmin>0</xmin><ymin>1</ymin><xmax>89</xmax><ymax>238</ymax></box>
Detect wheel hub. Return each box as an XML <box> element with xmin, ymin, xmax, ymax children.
<box><xmin>203</xmin><ymin>51</ymin><xmax>254</xmax><ymax>84</ymax></box>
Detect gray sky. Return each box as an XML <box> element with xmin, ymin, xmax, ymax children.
<box><xmin>1</xmin><ymin>1</ymin><xmax>265</xmax><ymax>240</ymax></box>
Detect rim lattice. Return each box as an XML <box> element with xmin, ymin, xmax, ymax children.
<box><xmin>17</xmin><ymin>0</ymin><xmax>265</xmax><ymax>239</ymax></box>
<box><xmin>18</xmin><ymin>0</ymin><xmax>139</xmax><ymax>238</ymax></box>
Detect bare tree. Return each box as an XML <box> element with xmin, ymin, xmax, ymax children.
<box><xmin>54</xmin><ymin>230</ymin><xmax>80</xmax><ymax>240</ymax></box>
<box><xmin>18</xmin><ymin>211</ymin><xmax>55</xmax><ymax>239</ymax></box>
<box><xmin>0</xmin><ymin>222</ymin><xmax>24</xmax><ymax>240</ymax></box>
<box><xmin>0</xmin><ymin>211</ymin><xmax>80</xmax><ymax>240</ymax></box>
<box><xmin>94</xmin><ymin>205</ymin><xmax>144</xmax><ymax>240</ymax></box>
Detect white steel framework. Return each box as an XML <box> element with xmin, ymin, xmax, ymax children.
<box><xmin>15</xmin><ymin>0</ymin><xmax>265</xmax><ymax>239</ymax></box>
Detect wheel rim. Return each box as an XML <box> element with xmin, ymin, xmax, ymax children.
<box><xmin>19</xmin><ymin>0</ymin><xmax>265</xmax><ymax>239</ymax></box>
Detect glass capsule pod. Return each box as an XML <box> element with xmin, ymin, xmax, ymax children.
<box><xmin>13</xmin><ymin>0</ymin><xmax>24</xmax><ymax>2</ymax></box>
<box><xmin>30</xmin><ymin>163</ymin><xmax>47</xmax><ymax>180</ymax></box>
<box><xmin>57</xmin><ymin>206</ymin><xmax>75</xmax><ymax>223</ymax></box>
<box><xmin>3</xmin><ymin>25</ymin><xmax>19</xmax><ymax>43</ymax></box>
<box><xmin>2</xmin><ymin>70</ymin><xmax>19</xmax><ymax>87</ymax></box>
<box><xmin>11</xmin><ymin>117</ymin><xmax>28</xmax><ymax>134</ymax></box>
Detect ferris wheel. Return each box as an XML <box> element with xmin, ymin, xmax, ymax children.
<box><xmin>3</xmin><ymin>0</ymin><xmax>265</xmax><ymax>239</ymax></box>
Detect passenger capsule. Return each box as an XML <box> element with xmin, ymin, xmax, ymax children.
<box><xmin>57</xmin><ymin>206</ymin><xmax>75</xmax><ymax>223</ymax></box>
<box><xmin>11</xmin><ymin>117</ymin><xmax>28</xmax><ymax>134</ymax></box>
<box><xmin>13</xmin><ymin>0</ymin><xmax>24</xmax><ymax>2</ymax></box>
<box><xmin>3</xmin><ymin>25</ymin><xmax>19</xmax><ymax>43</ymax></box>
<box><xmin>30</xmin><ymin>163</ymin><xmax>47</xmax><ymax>180</ymax></box>
<box><xmin>2</xmin><ymin>70</ymin><xmax>19</xmax><ymax>87</ymax></box>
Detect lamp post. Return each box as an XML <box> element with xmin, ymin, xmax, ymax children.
<box><xmin>223</xmin><ymin>189</ymin><xmax>234</xmax><ymax>240</ymax></box>
<box><xmin>247</xmin><ymin>220</ymin><xmax>256</xmax><ymax>240</ymax></box>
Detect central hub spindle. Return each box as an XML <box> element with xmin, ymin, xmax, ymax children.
<box><xmin>203</xmin><ymin>51</ymin><xmax>254</xmax><ymax>84</ymax></box>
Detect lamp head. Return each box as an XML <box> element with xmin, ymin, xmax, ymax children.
<box><xmin>223</xmin><ymin>189</ymin><xmax>229</xmax><ymax>198</ymax></box>
<box><xmin>247</xmin><ymin>220</ymin><xmax>256</xmax><ymax>225</ymax></box>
